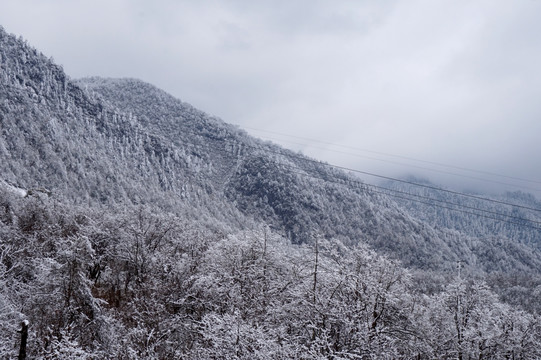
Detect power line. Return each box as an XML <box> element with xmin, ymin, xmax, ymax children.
<box><xmin>274</xmin><ymin>160</ymin><xmax>541</xmax><ymax>230</ymax></box>
<box><xmin>248</xmin><ymin>132</ymin><xmax>541</xmax><ymax>193</ymax></box>
<box><xmin>169</xmin><ymin>130</ymin><xmax>541</xmax><ymax>228</ymax></box>
<box><xmin>240</xmin><ymin>125</ymin><xmax>541</xmax><ymax>187</ymax></box>
<box><xmin>369</xmin><ymin>187</ymin><xmax>541</xmax><ymax>231</ymax></box>
<box><xmin>366</xmin><ymin>183</ymin><xmax>541</xmax><ymax>227</ymax></box>
<box><xmin>235</xmin><ymin>139</ymin><xmax>541</xmax><ymax>214</ymax></box>
<box><xmin>172</xmin><ymin>126</ymin><xmax>541</xmax><ymax>214</ymax></box>
<box><xmin>273</xmin><ymin>162</ymin><xmax>541</xmax><ymax>231</ymax></box>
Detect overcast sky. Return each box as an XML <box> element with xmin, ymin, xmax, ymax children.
<box><xmin>1</xmin><ymin>0</ymin><xmax>541</xmax><ymax>196</ymax></box>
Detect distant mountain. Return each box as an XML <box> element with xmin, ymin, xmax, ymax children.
<box><xmin>385</xmin><ymin>177</ymin><xmax>541</xmax><ymax>249</ymax></box>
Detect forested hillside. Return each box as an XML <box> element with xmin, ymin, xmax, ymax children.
<box><xmin>1</xmin><ymin>188</ymin><xmax>540</xmax><ymax>358</ymax></box>
<box><xmin>385</xmin><ymin>178</ymin><xmax>541</xmax><ymax>313</ymax></box>
<box><xmin>386</xmin><ymin>178</ymin><xmax>541</xmax><ymax>248</ymax></box>
<box><xmin>78</xmin><ymin>77</ymin><xmax>541</xmax><ymax>277</ymax></box>
<box><xmin>1</xmin><ymin>25</ymin><xmax>541</xmax><ymax>358</ymax></box>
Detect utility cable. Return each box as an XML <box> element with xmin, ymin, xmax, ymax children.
<box><xmin>237</xmin><ymin>139</ymin><xmax>541</xmax><ymax>214</ymax></box>
<box><xmin>166</xmin><ymin>130</ymin><xmax>541</xmax><ymax>229</ymax></box>
<box><xmin>162</xmin><ymin>125</ymin><xmax>541</xmax><ymax>213</ymax></box>
<box><xmin>280</xmin><ymin>165</ymin><xmax>541</xmax><ymax>231</ymax></box>
<box><xmin>249</xmin><ymin>133</ymin><xmax>541</xmax><ymax>193</ymax></box>
<box><xmin>273</xmin><ymin>160</ymin><xmax>541</xmax><ymax>230</ymax></box>
<box><xmin>240</xmin><ymin>125</ymin><xmax>541</xmax><ymax>186</ymax></box>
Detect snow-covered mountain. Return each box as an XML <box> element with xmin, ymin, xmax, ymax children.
<box><xmin>2</xmin><ymin>22</ymin><xmax>541</xmax><ymax>282</ymax></box>
<box><xmin>385</xmin><ymin>177</ymin><xmax>541</xmax><ymax>250</ymax></box>
<box><xmin>2</xmin><ymin>25</ymin><xmax>541</xmax><ymax>358</ymax></box>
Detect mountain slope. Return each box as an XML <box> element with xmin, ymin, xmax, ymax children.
<box><xmin>2</xmin><ymin>24</ymin><xmax>541</xmax><ymax>359</ymax></box>
<box><xmin>0</xmin><ymin>27</ymin><xmax>252</xmax><ymax>230</ymax></box>
<box><xmin>77</xmin><ymin>78</ymin><xmax>459</xmax><ymax>269</ymax></box>
<box><xmin>78</xmin><ymin>77</ymin><xmax>541</xmax><ymax>276</ymax></box>
<box><xmin>2</xmin><ymin>25</ymin><xmax>541</xmax><ymax>280</ymax></box>
<box><xmin>385</xmin><ymin>177</ymin><xmax>541</xmax><ymax>249</ymax></box>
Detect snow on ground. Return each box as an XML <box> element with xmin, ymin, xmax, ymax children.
<box><xmin>0</xmin><ymin>180</ymin><xmax>27</xmax><ymax>197</ymax></box>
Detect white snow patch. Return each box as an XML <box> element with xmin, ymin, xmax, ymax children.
<box><xmin>0</xmin><ymin>180</ymin><xmax>28</xmax><ymax>197</ymax></box>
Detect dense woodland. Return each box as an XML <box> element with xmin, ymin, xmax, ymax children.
<box><xmin>2</xmin><ymin>25</ymin><xmax>541</xmax><ymax>358</ymax></box>
<box><xmin>386</xmin><ymin>178</ymin><xmax>541</xmax><ymax>249</ymax></box>
<box><xmin>1</xmin><ymin>190</ymin><xmax>540</xmax><ymax>358</ymax></box>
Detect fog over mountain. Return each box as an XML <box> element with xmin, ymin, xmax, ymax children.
<box><xmin>1</xmin><ymin>1</ymin><xmax>541</xmax><ymax>196</ymax></box>
<box><xmin>2</xmin><ymin>18</ymin><xmax>541</xmax><ymax>359</ymax></box>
